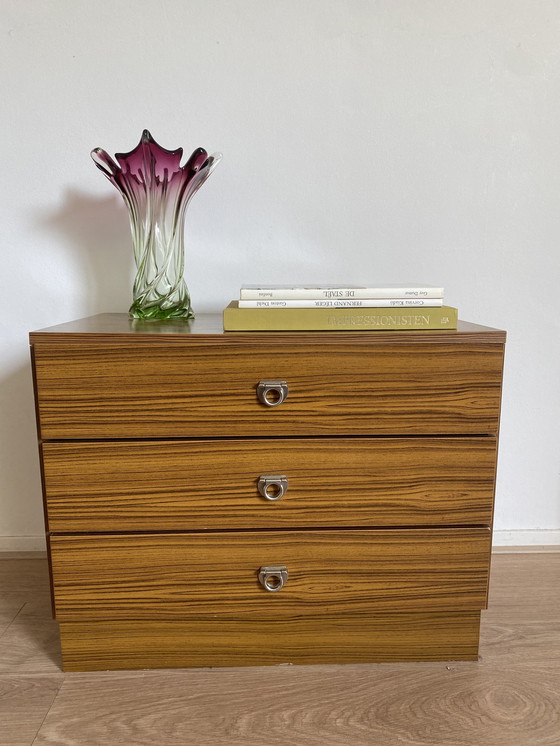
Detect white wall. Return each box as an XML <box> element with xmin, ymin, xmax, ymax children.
<box><xmin>1</xmin><ymin>0</ymin><xmax>559</xmax><ymax>549</ymax></box>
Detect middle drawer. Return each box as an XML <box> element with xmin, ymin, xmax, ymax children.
<box><xmin>42</xmin><ymin>437</ymin><xmax>496</xmax><ymax>531</ymax></box>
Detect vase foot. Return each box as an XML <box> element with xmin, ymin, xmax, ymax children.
<box><xmin>128</xmin><ymin>304</ymin><xmax>195</xmax><ymax>320</ymax></box>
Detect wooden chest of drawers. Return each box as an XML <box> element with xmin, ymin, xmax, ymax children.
<box><xmin>30</xmin><ymin>313</ymin><xmax>505</xmax><ymax>671</ymax></box>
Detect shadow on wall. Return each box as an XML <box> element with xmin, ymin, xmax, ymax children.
<box><xmin>38</xmin><ymin>189</ymin><xmax>134</xmax><ymax>313</ymax></box>
<box><xmin>0</xmin><ymin>361</ymin><xmax>46</xmax><ymax>547</ymax></box>
<box><xmin>0</xmin><ymin>192</ymin><xmax>134</xmax><ymax>548</ymax></box>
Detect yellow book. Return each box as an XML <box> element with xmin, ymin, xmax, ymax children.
<box><xmin>223</xmin><ymin>301</ymin><xmax>458</xmax><ymax>331</ymax></box>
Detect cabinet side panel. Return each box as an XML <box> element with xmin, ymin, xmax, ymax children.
<box><xmin>29</xmin><ymin>343</ymin><xmax>55</xmax><ymax>617</ymax></box>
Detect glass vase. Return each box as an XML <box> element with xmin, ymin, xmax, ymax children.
<box><xmin>91</xmin><ymin>130</ymin><xmax>221</xmax><ymax>319</ymax></box>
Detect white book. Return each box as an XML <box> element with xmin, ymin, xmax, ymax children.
<box><xmin>238</xmin><ymin>298</ymin><xmax>444</xmax><ymax>308</ymax></box>
<box><xmin>240</xmin><ymin>284</ymin><xmax>444</xmax><ymax>300</ymax></box>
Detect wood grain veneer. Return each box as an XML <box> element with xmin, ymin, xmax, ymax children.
<box><xmin>29</xmin><ymin>312</ymin><xmax>506</xmax><ymax>343</ymax></box>
<box><xmin>58</xmin><ymin>612</ymin><xmax>482</xmax><ymax>671</ymax></box>
<box><xmin>49</xmin><ymin>528</ymin><xmax>491</xmax><ymax>620</ymax></box>
<box><xmin>32</xmin><ymin>340</ymin><xmax>504</xmax><ymax>438</ymax></box>
<box><xmin>42</xmin><ymin>437</ymin><xmax>497</xmax><ymax>531</ymax></box>
<box><xmin>30</xmin><ymin>313</ymin><xmax>505</xmax><ymax>670</ymax></box>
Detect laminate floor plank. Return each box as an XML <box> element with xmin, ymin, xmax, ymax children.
<box><xmin>0</xmin><ymin>590</ymin><xmax>59</xmax><ymax>672</ymax></box>
<box><xmin>0</xmin><ymin>592</ymin><xmax>53</xmax><ymax>619</ymax></box>
<box><xmin>0</xmin><ymin>558</ymin><xmax>51</xmax><ymax>593</ymax></box>
<box><xmin>0</xmin><ymin>610</ymin><xmax>20</xmax><ymax>637</ymax></box>
<box><xmin>0</xmin><ymin>675</ymin><xmax>62</xmax><ymax>746</ymax></box>
<box><xmin>481</xmin><ymin>553</ymin><xmax>560</xmax><ymax>666</ymax></box>
<box><xmin>0</xmin><ymin>594</ymin><xmax>26</xmax><ymax>619</ymax></box>
<box><xmin>0</xmin><ymin>617</ymin><xmax>61</xmax><ymax>673</ymax></box>
<box><xmin>31</xmin><ymin>663</ymin><xmax>560</xmax><ymax>746</ymax></box>
<box><xmin>487</xmin><ymin>553</ymin><xmax>560</xmax><ymax>616</ymax></box>
<box><xmin>481</xmin><ymin>621</ymin><xmax>560</xmax><ymax>664</ymax></box>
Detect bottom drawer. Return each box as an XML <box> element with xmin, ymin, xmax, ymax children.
<box><xmin>58</xmin><ymin>611</ymin><xmax>482</xmax><ymax>671</ymax></box>
<box><xmin>50</xmin><ymin>528</ymin><xmax>491</xmax><ymax>620</ymax></box>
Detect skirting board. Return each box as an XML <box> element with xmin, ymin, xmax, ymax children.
<box><xmin>492</xmin><ymin>530</ymin><xmax>560</xmax><ymax>549</ymax></box>
<box><xmin>1</xmin><ymin>531</ymin><xmax>560</xmax><ymax>553</ymax></box>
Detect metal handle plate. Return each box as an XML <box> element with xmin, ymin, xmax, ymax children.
<box><xmin>258</xmin><ymin>475</ymin><xmax>289</xmax><ymax>501</ymax></box>
<box><xmin>258</xmin><ymin>565</ymin><xmax>289</xmax><ymax>592</ymax></box>
<box><xmin>256</xmin><ymin>380</ymin><xmax>289</xmax><ymax>407</ymax></box>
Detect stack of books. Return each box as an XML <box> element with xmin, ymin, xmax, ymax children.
<box><xmin>223</xmin><ymin>284</ymin><xmax>458</xmax><ymax>331</ymax></box>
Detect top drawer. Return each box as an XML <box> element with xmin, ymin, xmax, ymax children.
<box><xmin>32</xmin><ymin>338</ymin><xmax>504</xmax><ymax>439</ymax></box>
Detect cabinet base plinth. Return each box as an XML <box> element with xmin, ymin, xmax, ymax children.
<box><xmin>58</xmin><ymin>612</ymin><xmax>481</xmax><ymax>671</ymax></box>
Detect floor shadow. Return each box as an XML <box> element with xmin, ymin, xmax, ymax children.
<box><xmin>0</xmin><ymin>557</ymin><xmax>62</xmax><ymax>671</ymax></box>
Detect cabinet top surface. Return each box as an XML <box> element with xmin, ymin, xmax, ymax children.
<box><xmin>29</xmin><ymin>313</ymin><xmax>506</xmax><ymax>345</ymax></box>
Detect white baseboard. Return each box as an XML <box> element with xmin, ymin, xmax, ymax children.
<box><xmin>0</xmin><ymin>531</ymin><xmax>559</xmax><ymax>554</ymax></box>
<box><xmin>0</xmin><ymin>536</ymin><xmax>47</xmax><ymax>552</ymax></box>
<box><xmin>492</xmin><ymin>530</ymin><xmax>560</xmax><ymax>548</ymax></box>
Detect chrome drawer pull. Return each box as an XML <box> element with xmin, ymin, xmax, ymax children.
<box><xmin>256</xmin><ymin>380</ymin><xmax>289</xmax><ymax>407</ymax></box>
<box><xmin>258</xmin><ymin>566</ymin><xmax>289</xmax><ymax>592</ymax></box>
<box><xmin>258</xmin><ymin>475</ymin><xmax>289</xmax><ymax>501</ymax></box>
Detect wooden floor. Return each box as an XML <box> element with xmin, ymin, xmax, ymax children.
<box><xmin>0</xmin><ymin>552</ymin><xmax>559</xmax><ymax>745</ymax></box>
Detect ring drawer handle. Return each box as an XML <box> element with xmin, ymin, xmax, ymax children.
<box><xmin>258</xmin><ymin>566</ymin><xmax>289</xmax><ymax>592</ymax></box>
<box><xmin>256</xmin><ymin>380</ymin><xmax>289</xmax><ymax>407</ymax></box>
<box><xmin>258</xmin><ymin>475</ymin><xmax>289</xmax><ymax>501</ymax></box>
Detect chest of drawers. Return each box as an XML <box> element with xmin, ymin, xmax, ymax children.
<box><xmin>30</xmin><ymin>313</ymin><xmax>505</xmax><ymax>671</ymax></box>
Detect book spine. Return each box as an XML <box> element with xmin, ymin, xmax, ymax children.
<box><xmin>238</xmin><ymin>299</ymin><xmax>443</xmax><ymax>308</ymax></box>
<box><xmin>223</xmin><ymin>304</ymin><xmax>458</xmax><ymax>331</ymax></box>
<box><xmin>240</xmin><ymin>287</ymin><xmax>444</xmax><ymax>300</ymax></box>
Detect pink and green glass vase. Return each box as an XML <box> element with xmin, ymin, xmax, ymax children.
<box><xmin>91</xmin><ymin>130</ymin><xmax>221</xmax><ymax>319</ymax></box>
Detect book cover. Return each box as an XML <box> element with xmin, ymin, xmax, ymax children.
<box><xmin>223</xmin><ymin>302</ymin><xmax>458</xmax><ymax>331</ymax></box>
<box><xmin>238</xmin><ymin>298</ymin><xmax>443</xmax><ymax>308</ymax></box>
<box><xmin>240</xmin><ymin>284</ymin><xmax>444</xmax><ymax>300</ymax></box>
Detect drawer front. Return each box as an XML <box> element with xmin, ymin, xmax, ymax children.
<box><xmin>42</xmin><ymin>437</ymin><xmax>497</xmax><ymax>531</ymax></box>
<box><xmin>33</xmin><ymin>341</ymin><xmax>504</xmax><ymax>438</ymax></box>
<box><xmin>50</xmin><ymin>528</ymin><xmax>491</xmax><ymax>620</ymax></box>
